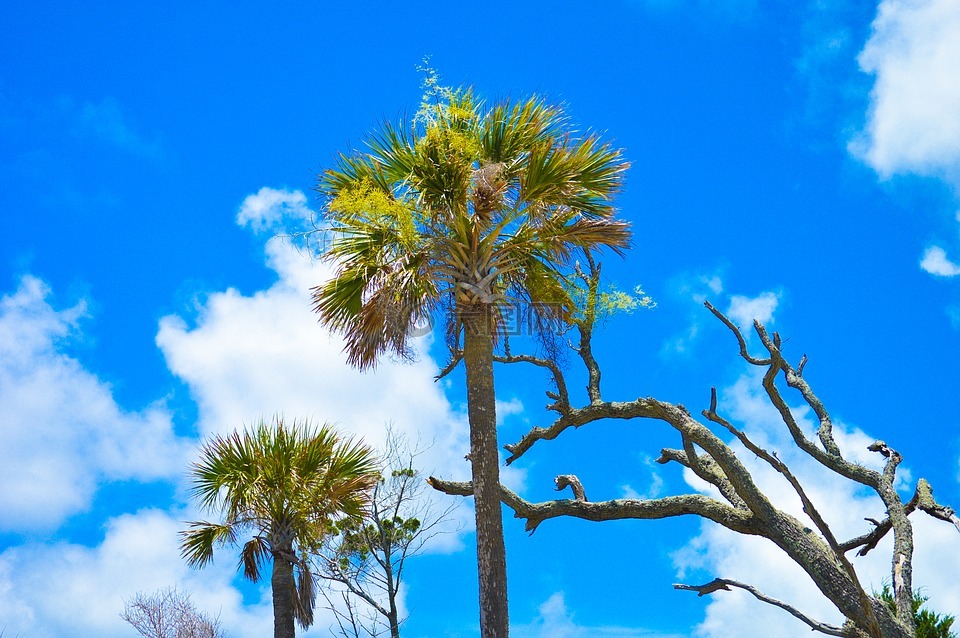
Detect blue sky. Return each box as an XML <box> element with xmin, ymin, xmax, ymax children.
<box><xmin>2</xmin><ymin>1</ymin><xmax>960</xmax><ymax>636</ymax></box>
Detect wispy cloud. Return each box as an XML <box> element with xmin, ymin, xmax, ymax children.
<box><xmin>72</xmin><ymin>97</ymin><xmax>163</xmax><ymax>159</ymax></box>
<box><xmin>661</xmin><ymin>272</ymin><xmax>725</xmax><ymax>356</ymax></box>
<box><xmin>513</xmin><ymin>591</ymin><xmax>685</xmax><ymax>638</ymax></box>
<box><xmin>662</xmin><ymin>277</ymin><xmax>780</xmax><ymax>355</ymax></box>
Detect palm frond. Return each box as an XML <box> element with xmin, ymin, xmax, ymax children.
<box><xmin>315</xmin><ymin>83</ymin><xmax>633</xmax><ymax>362</ymax></box>
<box><xmin>180</xmin><ymin>521</ymin><xmax>237</xmax><ymax>568</ymax></box>
<box><xmin>239</xmin><ymin>536</ymin><xmax>270</xmax><ymax>582</ymax></box>
<box><xmin>293</xmin><ymin>560</ymin><xmax>317</xmax><ymax>629</ymax></box>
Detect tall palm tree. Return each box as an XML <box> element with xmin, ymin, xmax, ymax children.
<box><xmin>180</xmin><ymin>416</ymin><xmax>379</xmax><ymax>638</ymax></box>
<box><xmin>312</xmin><ymin>79</ymin><xmax>631</xmax><ymax>637</ymax></box>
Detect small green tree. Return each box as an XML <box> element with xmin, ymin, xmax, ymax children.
<box><xmin>878</xmin><ymin>586</ymin><xmax>956</xmax><ymax>638</ymax></box>
<box><xmin>180</xmin><ymin>416</ymin><xmax>379</xmax><ymax>638</ymax></box>
<box><xmin>316</xmin><ymin>430</ymin><xmax>456</xmax><ymax>638</ymax></box>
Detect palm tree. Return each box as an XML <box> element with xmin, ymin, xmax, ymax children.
<box><xmin>312</xmin><ymin>78</ymin><xmax>631</xmax><ymax>637</ymax></box>
<box><xmin>180</xmin><ymin>416</ymin><xmax>379</xmax><ymax>638</ymax></box>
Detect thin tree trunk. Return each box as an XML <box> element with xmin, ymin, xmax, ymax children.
<box><xmin>463</xmin><ymin>313</ymin><xmax>509</xmax><ymax>638</ymax></box>
<box><xmin>272</xmin><ymin>547</ymin><xmax>297</xmax><ymax>638</ymax></box>
<box><xmin>386</xmin><ymin>563</ymin><xmax>400</xmax><ymax>638</ymax></box>
<box><xmin>388</xmin><ymin>609</ymin><xmax>401</xmax><ymax>638</ymax></box>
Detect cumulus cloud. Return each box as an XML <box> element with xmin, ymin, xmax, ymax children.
<box><xmin>155</xmin><ymin>240</ymin><xmax>469</xmax><ymax>481</ymax></box>
<box><xmin>157</xmin><ymin>187</ymin><xmax>480</xmax><ymax>547</ymax></box>
<box><xmin>673</xmin><ymin>370</ymin><xmax>960</xmax><ymax>637</ymax></box>
<box><xmin>920</xmin><ymin>245</ymin><xmax>960</xmax><ymax>277</ymax></box>
<box><xmin>0</xmin><ymin>277</ymin><xmax>192</xmax><ymax>531</ymax></box>
<box><xmin>0</xmin><ymin>508</ymin><xmax>283</xmax><ymax>638</ymax></box>
<box><xmin>852</xmin><ymin>0</ymin><xmax>960</xmax><ymax>186</ymax></box>
<box><xmin>0</xmin><ymin>187</ymin><xmax>472</xmax><ymax>635</ymax></box>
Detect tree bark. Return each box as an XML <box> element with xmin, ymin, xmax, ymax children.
<box><xmin>272</xmin><ymin>545</ymin><xmax>296</xmax><ymax>638</ymax></box>
<box><xmin>463</xmin><ymin>312</ymin><xmax>509</xmax><ymax>638</ymax></box>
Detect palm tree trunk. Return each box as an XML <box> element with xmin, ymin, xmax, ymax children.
<box><xmin>463</xmin><ymin>311</ymin><xmax>509</xmax><ymax>638</ymax></box>
<box><xmin>272</xmin><ymin>547</ymin><xmax>297</xmax><ymax>638</ymax></box>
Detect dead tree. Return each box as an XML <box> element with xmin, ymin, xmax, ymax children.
<box><xmin>121</xmin><ymin>587</ymin><xmax>225</xmax><ymax>638</ymax></box>
<box><xmin>429</xmin><ymin>263</ymin><xmax>960</xmax><ymax>638</ymax></box>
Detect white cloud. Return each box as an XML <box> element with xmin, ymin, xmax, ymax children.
<box><xmin>664</xmin><ymin>283</ymin><xmax>780</xmax><ymax>356</ymax></box>
<box><xmin>920</xmin><ymin>245</ymin><xmax>960</xmax><ymax>277</ymax></box>
<box><xmin>158</xmin><ymin>189</ymin><xmax>470</xmax><ymax>477</ymax></box>
<box><xmin>236</xmin><ymin>186</ymin><xmax>313</xmax><ymax>234</ymax></box>
<box><xmin>673</xmin><ymin>370</ymin><xmax>960</xmax><ymax>637</ymax></box>
<box><xmin>852</xmin><ymin>0</ymin><xmax>960</xmax><ymax>186</ymax></box>
<box><xmin>726</xmin><ymin>292</ymin><xmax>779</xmax><ymax>331</ymax></box>
<box><xmin>158</xmin><ymin>187</ymin><xmax>481</xmax><ymax>556</ymax></box>
<box><xmin>497</xmin><ymin>397</ymin><xmax>525</xmax><ymax>425</ymax></box>
<box><xmin>0</xmin><ymin>509</ymin><xmax>285</xmax><ymax>638</ymax></box>
<box><xmin>0</xmin><ymin>276</ymin><xmax>192</xmax><ymax>531</ymax></box>
<box><xmin>513</xmin><ymin>591</ymin><xmax>685</xmax><ymax>638</ymax></box>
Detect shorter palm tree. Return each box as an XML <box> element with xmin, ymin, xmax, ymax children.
<box><xmin>180</xmin><ymin>416</ymin><xmax>379</xmax><ymax>638</ymax></box>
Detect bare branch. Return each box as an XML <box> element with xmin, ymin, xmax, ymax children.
<box><xmin>703</xmin><ymin>301</ymin><xmax>772</xmax><ymax>366</ymax></box>
<box><xmin>674</xmin><ymin>579</ymin><xmax>845</xmax><ymax>636</ymax></box>
<box><xmin>915</xmin><ymin>479</ymin><xmax>960</xmax><ymax>534</ymax></box>
<box><xmin>656</xmin><ymin>439</ymin><xmax>747</xmax><ymax>510</ymax></box>
<box><xmin>704</xmin><ymin>386</ymin><xmax>880</xmax><ymax>632</ymax></box>
<box><xmin>782</xmin><ymin>358</ymin><xmax>842</xmax><ymax>458</ymax></box>
<box><xmin>427</xmin><ymin>477</ymin><xmax>757</xmax><ymax>535</ymax></box>
<box><xmin>571</xmin><ymin>258</ymin><xmax>604</xmax><ymax>404</ymax></box>
<box><xmin>840</xmin><ymin>502</ymin><xmax>916</xmax><ymax>557</ymax></box>
<box><xmin>484</xmin><ymin>296</ymin><xmax>955</xmax><ymax>637</ymax></box>
<box><xmin>493</xmin><ymin>352</ymin><xmax>571</xmax><ymax>415</ymax></box>
<box><xmin>750</xmin><ymin>322</ymin><xmax>879</xmax><ymax>489</ymax></box>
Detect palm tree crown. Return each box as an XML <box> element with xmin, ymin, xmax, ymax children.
<box><xmin>313</xmin><ymin>79</ymin><xmax>631</xmax><ymax>367</ymax></box>
<box><xmin>180</xmin><ymin>416</ymin><xmax>378</xmax><ymax>638</ymax></box>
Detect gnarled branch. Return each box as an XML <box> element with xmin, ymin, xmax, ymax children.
<box><xmin>427</xmin><ymin>477</ymin><xmax>758</xmax><ymax>535</ymax></box>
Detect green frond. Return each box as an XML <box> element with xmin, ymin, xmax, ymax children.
<box><xmin>179</xmin><ymin>521</ymin><xmax>237</xmax><ymax>568</ymax></box>
<box><xmin>182</xmin><ymin>415</ymin><xmax>379</xmax><ymax>589</ymax></box>
<box><xmin>481</xmin><ymin>97</ymin><xmax>564</xmax><ymax>164</ymax></box>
